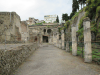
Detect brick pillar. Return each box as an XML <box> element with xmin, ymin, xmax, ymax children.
<box><xmin>61</xmin><ymin>30</ymin><xmax>65</xmax><ymax>50</ymax></box>
<box><xmin>72</xmin><ymin>24</ymin><xmax>77</xmax><ymax>56</ymax></box>
<box><xmin>83</xmin><ymin>17</ymin><xmax>92</xmax><ymax>63</ymax></box>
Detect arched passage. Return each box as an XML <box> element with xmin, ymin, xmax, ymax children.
<box><xmin>43</xmin><ymin>36</ymin><xmax>48</xmax><ymax>43</ymax></box>
<box><xmin>47</xmin><ymin>29</ymin><xmax>52</xmax><ymax>34</ymax></box>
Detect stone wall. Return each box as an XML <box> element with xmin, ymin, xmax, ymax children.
<box><xmin>21</xmin><ymin>21</ymin><xmax>29</xmax><ymax>42</ymax></box>
<box><xmin>0</xmin><ymin>12</ymin><xmax>21</xmax><ymax>43</ymax></box>
<box><xmin>0</xmin><ymin>43</ymin><xmax>39</xmax><ymax>75</ymax></box>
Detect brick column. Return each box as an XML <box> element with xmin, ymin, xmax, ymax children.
<box><xmin>72</xmin><ymin>24</ymin><xmax>77</xmax><ymax>55</ymax></box>
<box><xmin>83</xmin><ymin>17</ymin><xmax>92</xmax><ymax>63</ymax></box>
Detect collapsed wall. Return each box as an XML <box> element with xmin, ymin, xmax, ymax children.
<box><xmin>0</xmin><ymin>43</ymin><xmax>39</xmax><ymax>75</ymax></box>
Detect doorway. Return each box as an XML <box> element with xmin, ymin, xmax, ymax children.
<box><xmin>43</xmin><ymin>36</ymin><xmax>48</xmax><ymax>43</ymax></box>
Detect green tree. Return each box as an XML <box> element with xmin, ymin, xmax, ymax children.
<box><xmin>83</xmin><ymin>0</ymin><xmax>86</xmax><ymax>7</ymax></box>
<box><xmin>78</xmin><ymin>0</ymin><xmax>86</xmax><ymax>9</ymax></box>
<box><xmin>85</xmin><ymin>0</ymin><xmax>100</xmax><ymax>20</ymax></box>
<box><xmin>70</xmin><ymin>0</ymin><xmax>79</xmax><ymax>19</ymax></box>
<box><xmin>72</xmin><ymin>0</ymin><xmax>79</xmax><ymax>12</ymax></box>
<box><xmin>62</xmin><ymin>13</ymin><xmax>69</xmax><ymax>21</ymax></box>
<box><xmin>78</xmin><ymin>0</ymin><xmax>83</xmax><ymax>9</ymax></box>
<box><xmin>69</xmin><ymin>12</ymin><xmax>75</xmax><ymax>19</ymax></box>
<box><xmin>56</xmin><ymin>15</ymin><xmax>59</xmax><ymax>23</ymax></box>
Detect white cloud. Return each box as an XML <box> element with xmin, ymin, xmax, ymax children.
<box><xmin>0</xmin><ymin>0</ymin><xmax>72</xmax><ymax>21</ymax></box>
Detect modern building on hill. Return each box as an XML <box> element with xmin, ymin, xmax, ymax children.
<box><xmin>44</xmin><ymin>14</ymin><xmax>57</xmax><ymax>23</ymax></box>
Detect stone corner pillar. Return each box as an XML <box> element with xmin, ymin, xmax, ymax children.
<box><xmin>83</xmin><ymin>17</ymin><xmax>92</xmax><ymax>63</ymax></box>
<box><xmin>59</xmin><ymin>40</ymin><xmax>62</xmax><ymax>49</ymax></box>
<box><xmin>66</xmin><ymin>41</ymin><xmax>70</xmax><ymax>52</ymax></box>
<box><xmin>61</xmin><ymin>30</ymin><xmax>65</xmax><ymax>50</ymax></box>
<box><xmin>72</xmin><ymin>24</ymin><xmax>77</xmax><ymax>56</ymax></box>
<box><xmin>57</xmin><ymin>32</ymin><xmax>59</xmax><ymax>48</ymax></box>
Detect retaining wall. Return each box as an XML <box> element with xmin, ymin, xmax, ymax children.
<box><xmin>0</xmin><ymin>43</ymin><xmax>39</xmax><ymax>75</ymax></box>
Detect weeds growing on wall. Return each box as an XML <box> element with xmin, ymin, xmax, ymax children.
<box><xmin>64</xmin><ymin>20</ymin><xmax>70</xmax><ymax>29</ymax></box>
<box><xmin>76</xmin><ymin>0</ymin><xmax>100</xmax><ymax>41</ymax></box>
<box><xmin>60</xmin><ymin>0</ymin><xmax>100</xmax><ymax>41</ymax></box>
<box><xmin>96</xmin><ymin>6</ymin><xmax>100</xmax><ymax>19</ymax></box>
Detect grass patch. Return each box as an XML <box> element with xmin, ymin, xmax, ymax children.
<box><xmin>92</xmin><ymin>49</ymin><xmax>100</xmax><ymax>59</ymax></box>
<box><xmin>69</xmin><ymin>45</ymin><xmax>100</xmax><ymax>60</ymax></box>
<box><xmin>69</xmin><ymin>46</ymin><xmax>72</xmax><ymax>52</ymax></box>
<box><xmin>77</xmin><ymin>46</ymin><xmax>84</xmax><ymax>57</ymax></box>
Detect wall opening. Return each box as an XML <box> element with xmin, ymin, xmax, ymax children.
<box><xmin>44</xmin><ymin>29</ymin><xmax>46</xmax><ymax>34</ymax></box>
<box><xmin>43</xmin><ymin>36</ymin><xmax>48</xmax><ymax>43</ymax></box>
<box><xmin>47</xmin><ymin>29</ymin><xmax>51</xmax><ymax>34</ymax></box>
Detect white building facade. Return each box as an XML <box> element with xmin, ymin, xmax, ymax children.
<box><xmin>44</xmin><ymin>14</ymin><xmax>57</xmax><ymax>23</ymax></box>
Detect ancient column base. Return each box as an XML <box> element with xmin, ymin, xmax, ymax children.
<box><xmin>84</xmin><ymin>54</ymin><xmax>92</xmax><ymax>63</ymax></box>
<box><xmin>59</xmin><ymin>44</ymin><xmax>62</xmax><ymax>49</ymax></box>
<box><xmin>56</xmin><ymin>44</ymin><xmax>58</xmax><ymax>47</ymax></box>
<box><xmin>66</xmin><ymin>42</ymin><xmax>70</xmax><ymax>52</ymax></box>
<box><xmin>62</xmin><ymin>46</ymin><xmax>65</xmax><ymax>50</ymax></box>
<box><xmin>72</xmin><ymin>50</ymin><xmax>77</xmax><ymax>56</ymax></box>
<box><xmin>66</xmin><ymin>47</ymin><xmax>70</xmax><ymax>52</ymax></box>
<box><xmin>66</xmin><ymin>48</ymin><xmax>70</xmax><ymax>52</ymax></box>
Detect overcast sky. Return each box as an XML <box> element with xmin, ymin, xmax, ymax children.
<box><xmin>0</xmin><ymin>0</ymin><xmax>74</xmax><ymax>21</ymax></box>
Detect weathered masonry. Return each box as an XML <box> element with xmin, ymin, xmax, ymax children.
<box><xmin>28</xmin><ymin>24</ymin><xmax>61</xmax><ymax>44</ymax></box>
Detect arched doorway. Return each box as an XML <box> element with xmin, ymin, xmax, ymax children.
<box><xmin>47</xmin><ymin>29</ymin><xmax>51</xmax><ymax>34</ymax></box>
<box><xmin>43</xmin><ymin>36</ymin><xmax>48</xmax><ymax>43</ymax></box>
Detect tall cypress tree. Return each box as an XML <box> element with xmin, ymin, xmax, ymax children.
<box><xmin>70</xmin><ymin>0</ymin><xmax>79</xmax><ymax>19</ymax></box>
<box><xmin>56</xmin><ymin>15</ymin><xmax>59</xmax><ymax>23</ymax></box>
<box><xmin>71</xmin><ymin>0</ymin><xmax>79</xmax><ymax>19</ymax></box>
<box><xmin>72</xmin><ymin>0</ymin><xmax>79</xmax><ymax>12</ymax></box>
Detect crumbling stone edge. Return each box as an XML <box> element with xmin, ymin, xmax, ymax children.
<box><xmin>0</xmin><ymin>43</ymin><xmax>39</xmax><ymax>75</ymax></box>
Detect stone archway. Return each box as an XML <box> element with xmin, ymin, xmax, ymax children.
<box><xmin>43</xmin><ymin>36</ymin><xmax>48</xmax><ymax>43</ymax></box>
<box><xmin>47</xmin><ymin>29</ymin><xmax>52</xmax><ymax>34</ymax></box>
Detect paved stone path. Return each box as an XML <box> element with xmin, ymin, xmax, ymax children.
<box><xmin>12</xmin><ymin>44</ymin><xmax>100</xmax><ymax>75</ymax></box>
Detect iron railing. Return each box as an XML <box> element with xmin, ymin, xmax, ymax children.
<box><xmin>68</xmin><ymin>41</ymin><xmax>100</xmax><ymax>65</ymax></box>
<box><xmin>92</xmin><ymin>41</ymin><xmax>100</xmax><ymax>65</ymax></box>
<box><xmin>69</xmin><ymin>41</ymin><xmax>72</xmax><ymax>52</ymax></box>
<box><xmin>77</xmin><ymin>41</ymin><xmax>84</xmax><ymax>58</ymax></box>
